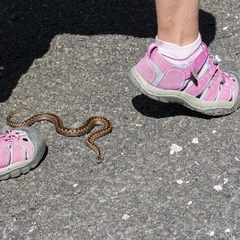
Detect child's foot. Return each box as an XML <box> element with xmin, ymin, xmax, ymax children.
<box><xmin>0</xmin><ymin>126</ymin><xmax>46</xmax><ymax>180</ymax></box>
<box><xmin>129</xmin><ymin>42</ymin><xmax>240</xmax><ymax>116</ymax></box>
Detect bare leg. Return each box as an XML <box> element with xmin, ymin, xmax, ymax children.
<box><xmin>155</xmin><ymin>0</ymin><xmax>200</xmax><ymax>46</ymax></box>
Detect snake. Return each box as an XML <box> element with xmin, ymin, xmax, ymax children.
<box><xmin>6</xmin><ymin>110</ymin><xmax>112</xmax><ymax>163</ymax></box>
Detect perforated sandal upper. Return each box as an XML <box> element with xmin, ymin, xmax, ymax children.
<box><xmin>0</xmin><ymin>130</ymin><xmax>34</xmax><ymax>168</ymax></box>
<box><xmin>136</xmin><ymin>42</ymin><xmax>239</xmax><ymax>102</ymax></box>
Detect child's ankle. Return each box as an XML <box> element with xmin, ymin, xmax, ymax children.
<box><xmin>155</xmin><ymin>33</ymin><xmax>203</xmax><ymax>67</ymax></box>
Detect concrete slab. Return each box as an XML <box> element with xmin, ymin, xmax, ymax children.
<box><xmin>0</xmin><ymin>1</ymin><xmax>239</xmax><ymax>239</ymax></box>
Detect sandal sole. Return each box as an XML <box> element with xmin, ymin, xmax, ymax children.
<box><xmin>129</xmin><ymin>67</ymin><xmax>240</xmax><ymax>116</ymax></box>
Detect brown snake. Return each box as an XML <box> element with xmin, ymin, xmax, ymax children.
<box><xmin>6</xmin><ymin>111</ymin><xmax>112</xmax><ymax>163</ymax></box>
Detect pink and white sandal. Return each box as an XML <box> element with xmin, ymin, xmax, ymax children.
<box><xmin>0</xmin><ymin>126</ymin><xmax>46</xmax><ymax>180</ymax></box>
<box><xmin>129</xmin><ymin>42</ymin><xmax>240</xmax><ymax>116</ymax></box>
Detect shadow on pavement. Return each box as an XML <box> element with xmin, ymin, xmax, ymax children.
<box><xmin>132</xmin><ymin>94</ymin><xmax>214</xmax><ymax>119</ymax></box>
<box><xmin>0</xmin><ymin>0</ymin><xmax>216</xmax><ymax>102</ymax></box>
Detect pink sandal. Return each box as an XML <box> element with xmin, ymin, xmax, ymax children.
<box><xmin>129</xmin><ymin>42</ymin><xmax>240</xmax><ymax>116</ymax></box>
<box><xmin>0</xmin><ymin>126</ymin><xmax>46</xmax><ymax>180</ymax></box>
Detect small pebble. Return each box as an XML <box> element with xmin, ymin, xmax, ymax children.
<box><xmin>192</xmin><ymin>138</ymin><xmax>199</xmax><ymax>144</ymax></box>
<box><xmin>209</xmin><ymin>231</ymin><xmax>215</xmax><ymax>236</ymax></box>
<box><xmin>176</xmin><ymin>180</ymin><xmax>183</xmax><ymax>185</ymax></box>
<box><xmin>213</xmin><ymin>185</ymin><xmax>223</xmax><ymax>192</ymax></box>
<box><xmin>122</xmin><ymin>214</ymin><xmax>130</xmax><ymax>220</ymax></box>
<box><xmin>170</xmin><ymin>144</ymin><xmax>183</xmax><ymax>155</ymax></box>
<box><xmin>223</xmin><ymin>178</ymin><xmax>228</xmax><ymax>184</ymax></box>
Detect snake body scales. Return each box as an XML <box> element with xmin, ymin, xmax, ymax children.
<box><xmin>6</xmin><ymin>111</ymin><xmax>112</xmax><ymax>163</ymax></box>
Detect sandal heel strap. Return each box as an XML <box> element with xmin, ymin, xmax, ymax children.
<box><xmin>149</xmin><ymin>42</ymin><xmax>208</xmax><ymax>80</ymax></box>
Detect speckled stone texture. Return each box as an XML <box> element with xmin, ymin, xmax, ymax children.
<box><xmin>0</xmin><ymin>0</ymin><xmax>240</xmax><ymax>239</ymax></box>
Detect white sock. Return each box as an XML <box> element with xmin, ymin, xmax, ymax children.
<box><xmin>155</xmin><ymin>33</ymin><xmax>203</xmax><ymax>68</ymax></box>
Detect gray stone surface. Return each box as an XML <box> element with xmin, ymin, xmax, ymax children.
<box><xmin>0</xmin><ymin>0</ymin><xmax>240</xmax><ymax>239</ymax></box>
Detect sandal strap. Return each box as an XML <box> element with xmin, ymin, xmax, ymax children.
<box><xmin>149</xmin><ymin>42</ymin><xmax>208</xmax><ymax>80</ymax></box>
<box><xmin>0</xmin><ymin>130</ymin><xmax>34</xmax><ymax>168</ymax></box>
<box><xmin>185</xmin><ymin>56</ymin><xmax>219</xmax><ymax>98</ymax></box>
<box><xmin>185</xmin><ymin>55</ymin><xmax>238</xmax><ymax>101</ymax></box>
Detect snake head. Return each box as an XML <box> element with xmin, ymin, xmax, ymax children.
<box><xmin>96</xmin><ymin>155</ymin><xmax>104</xmax><ymax>163</ymax></box>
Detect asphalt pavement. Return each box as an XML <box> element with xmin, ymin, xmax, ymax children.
<box><xmin>0</xmin><ymin>0</ymin><xmax>240</xmax><ymax>239</ymax></box>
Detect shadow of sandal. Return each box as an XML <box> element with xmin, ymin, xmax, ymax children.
<box><xmin>132</xmin><ymin>94</ymin><xmax>217</xmax><ymax>119</ymax></box>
